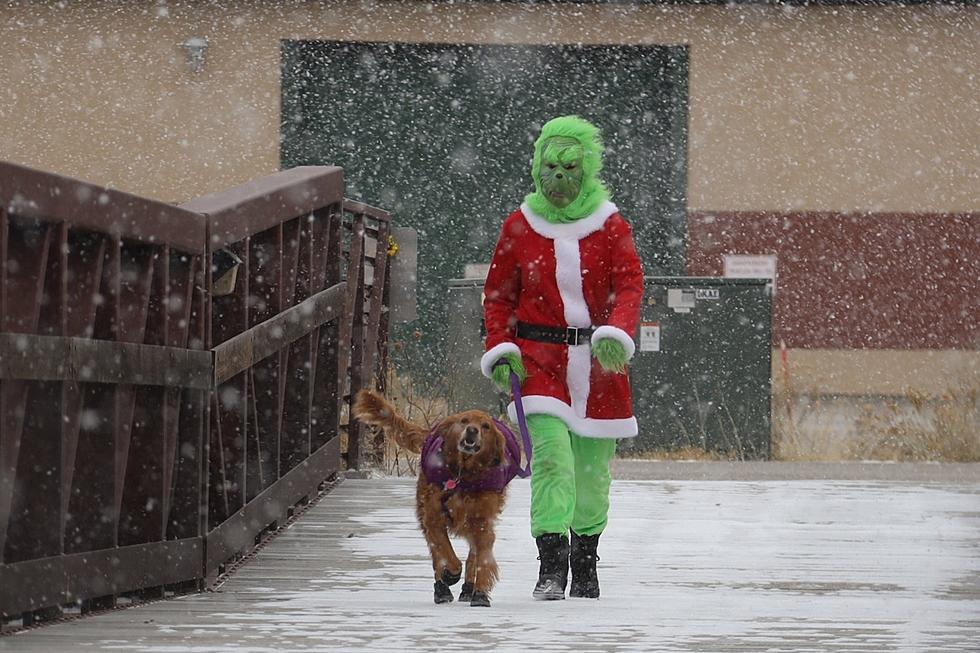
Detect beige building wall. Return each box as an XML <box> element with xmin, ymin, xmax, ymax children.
<box><xmin>1</xmin><ymin>1</ymin><xmax>978</xmax><ymax>212</ymax></box>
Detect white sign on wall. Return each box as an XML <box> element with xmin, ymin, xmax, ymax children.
<box><xmin>723</xmin><ymin>254</ymin><xmax>777</xmax><ymax>294</ymax></box>
<box><xmin>639</xmin><ymin>322</ymin><xmax>661</xmax><ymax>352</ymax></box>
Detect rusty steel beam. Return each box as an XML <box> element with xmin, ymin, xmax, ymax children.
<box><xmin>363</xmin><ymin>220</ymin><xmax>392</xmax><ymax>466</ymax></box>
<box><xmin>245</xmin><ymin>225</ymin><xmax>283</xmax><ymax>499</ymax></box>
<box><xmin>204</xmin><ymin>437</ymin><xmax>339</xmax><ymax>582</ymax></box>
<box><xmin>341</xmin><ymin>214</ymin><xmax>366</xmax><ymax>469</ymax></box>
<box><xmin>279</xmin><ymin>216</ymin><xmax>315</xmax><ymax>478</ymax></box>
<box><xmin>310</xmin><ymin>207</ymin><xmax>343</xmax><ymax>453</ymax></box>
<box><xmin>377</xmin><ymin>253</ymin><xmax>392</xmax><ymax>396</ymax></box>
<box><xmin>363</xmin><ymin>219</ymin><xmax>391</xmax><ymax>387</ymax></box>
<box><xmin>0</xmin><ymin>208</ymin><xmax>7</xmax><ymax>329</ymax></box>
<box><xmin>0</xmin><ymin>334</ymin><xmax>212</xmax><ymax>389</ymax></box>
<box><xmin>0</xmin><ymin>161</ymin><xmax>206</xmax><ymax>254</ymax></box>
<box><xmin>181</xmin><ymin>167</ymin><xmax>344</xmax><ymax>250</ymax></box>
<box><xmin>342</xmin><ymin>199</ymin><xmax>391</xmax><ymax>223</ymax></box>
<box><xmin>0</xmin><ymin>537</ymin><xmax>202</xmax><ymax>618</ymax></box>
<box><xmin>212</xmin><ymin>282</ymin><xmax>346</xmax><ymax>386</ymax></box>
<box><xmin>0</xmin><ymin>381</ymin><xmax>28</xmax><ymax>561</ymax></box>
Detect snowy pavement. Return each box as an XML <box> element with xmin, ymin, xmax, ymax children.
<box><xmin>2</xmin><ymin>467</ymin><xmax>979</xmax><ymax>652</ymax></box>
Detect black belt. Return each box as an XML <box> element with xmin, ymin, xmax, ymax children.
<box><xmin>516</xmin><ymin>322</ymin><xmax>595</xmax><ymax>346</ymax></box>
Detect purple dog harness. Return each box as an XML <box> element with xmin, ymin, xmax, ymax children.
<box><xmin>420</xmin><ymin>371</ymin><xmax>532</xmax><ymax>493</ymax></box>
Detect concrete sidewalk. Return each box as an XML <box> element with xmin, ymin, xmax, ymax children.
<box><xmin>2</xmin><ymin>463</ymin><xmax>978</xmax><ymax>652</ymax></box>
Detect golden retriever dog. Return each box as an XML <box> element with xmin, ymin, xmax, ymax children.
<box><xmin>353</xmin><ymin>389</ymin><xmax>520</xmax><ymax>608</ymax></box>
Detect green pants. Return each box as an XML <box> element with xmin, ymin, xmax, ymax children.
<box><xmin>526</xmin><ymin>413</ymin><xmax>617</xmax><ymax>538</ymax></box>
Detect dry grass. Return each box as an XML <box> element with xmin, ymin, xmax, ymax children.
<box><xmin>372</xmin><ymin>366</ymin><xmax>453</xmax><ymax>476</ymax></box>
<box><xmin>845</xmin><ymin>386</ymin><xmax>980</xmax><ymax>462</ymax></box>
<box><xmin>772</xmin><ymin>354</ymin><xmax>980</xmax><ymax>463</ymax></box>
<box><xmin>771</xmin><ymin>391</ymin><xmax>840</xmax><ymax>461</ymax></box>
<box><xmin>348</xmin><ymin>334</ymin><xmax>456</xmax><ymax>476</ymax></box>
<box><xmin>623</xmin><ymin>446</ymin><xmax>732</xmax><ymax>462</ymax></box>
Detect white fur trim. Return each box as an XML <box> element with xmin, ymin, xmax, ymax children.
<box><xmin>521</xmin><ymin>201</ymin><xmax>618</xmax><ymax>241</ymax></box>
<box><xmin>551</xmin><ymin>231</ymin><xmax>592</xmax><ymax>417</ymax></box>
<box><xmin>553</xmin><ymin>239</ymin><xmax>591</xmax><ymax>328</ymax></box>
<box><xmin>591</xmin><ymin>325</ymin><xmax>636</xmax><ymax>359</ymax></box>
<box><xmin>481</xmin><ymin>342</ymin><xmax>521</xmax><ymax>378</ymax></box>
<box><xmin>565</xmin><ymin>344</ymin><xmax>592</xmax><ymax>418</ymax></box>
<box><xmin>507</xmin><ymin>395</ymin><xmax>637</xmax><ymax>438</ymax></box>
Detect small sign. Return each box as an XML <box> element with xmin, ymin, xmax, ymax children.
<box><xmin>696</xmin><ymin>288</ymin><xmax>719</xmax><ymax>300</ymax></box>
<box><xmin>723</xmin><ymin>254</ymin><xmax>777</xmax><ymax>294</ymax></box>
<box><xmin>639</xmin><ymin>322</ymin><xmax>660</xmax><ymax>352</ymax></box>
<box><xmin>667</xmin><ymin>288</ymin><xmax>696</xmax><ymax>313</ymax></box>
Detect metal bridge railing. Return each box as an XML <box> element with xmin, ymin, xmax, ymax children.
<box><xmin>0</xmin><ymin>162</ymin><xmax>391</xmax><ymax>625</ymax></box>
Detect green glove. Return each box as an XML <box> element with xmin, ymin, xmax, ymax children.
<box><xmin>491</xmin><ymin>352</ymin><xmax>527</xmax><ymax>392</ymax></box>
<box><xmin>592</xmin><ymin>338</ymin><xmax>628</xmax><ymax>374</ymax></box>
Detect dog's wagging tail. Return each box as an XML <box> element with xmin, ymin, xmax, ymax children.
<box><xmin>352</xmin><ymin>389</ymin><xmax>428</xmax><ymax>454</ymax></box>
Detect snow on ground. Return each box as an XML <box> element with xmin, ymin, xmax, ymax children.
<box><xmin>3</xmin><ymin>475</ymin><xmax>979</xmax><ymax>652</ymax></box>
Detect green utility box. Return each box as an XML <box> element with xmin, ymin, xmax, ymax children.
<box><xmin>445</xmin><ymin>279</ymin><xmax>505</xmax><ymax>415</ymax></box>
<box><xmin>626</xmin><ymin>277</ymin><xmax>773</xmax><ymax>459</ymax></box>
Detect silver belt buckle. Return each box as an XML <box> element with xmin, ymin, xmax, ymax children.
<box><xmin>567</xmin><ymin>327</ymin><xmax>579</xmax><ymax>346</ymax></box>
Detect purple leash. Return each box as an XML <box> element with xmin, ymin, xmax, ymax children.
<box><xmin>509</xmin><ymin>370</ymin><xmax>533</xmax><ymax>478</ymax></box>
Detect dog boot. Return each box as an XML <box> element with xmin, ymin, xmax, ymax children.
<box><xmin>569</xmin><ymin>531</ymin><xmax>601</xmax><ymax>598</ymax></box>
<box><xmin>470</xmin><ymin>591</ymin><xmax>491</xmax><ymax>608</ymax></box>
<box><xmin>532</xmin><ymin>533</ymin><xmax>569</xmax><ymax>600</ymax></box>
<box><xmin>433</xmin><ymin>580</ymin><xmax>454</xmax><ymax>604</ymax></box>
<box><xmin>459</xmin><ymin>581</ymin><xmax>491</xmax><ymax>607</ymax></box>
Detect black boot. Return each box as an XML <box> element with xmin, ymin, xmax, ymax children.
<box><xmin>532</xmin><ymin>533</ymin><xmax>569</xmax><ymax>600</ymax></box>
<box><xmin>433</xmin><ymin>580</ymin><xmax>454</xmax><ymax>604</ymax></box>
<box><xmin>569</xmin><ymin>531</ymin><xmax>600</xmax><ymax>598</ymax></box>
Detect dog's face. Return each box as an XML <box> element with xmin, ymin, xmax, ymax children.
<box><xmin>437</xmin><ymin>410</ymin><xmax>506</xmax><ymax>477</ymax></box>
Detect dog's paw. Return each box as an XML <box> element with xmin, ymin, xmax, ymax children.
<box><xmin>469</xmin><ymin>591</ymin><xmax>491</xmax><ymax>607</ymax></box>
<box><xmin>458</xmin><ymin>582</ymin><xmax>474</xmax><ymax>603</ymax></box>
<box><xmin>441</xmin><ymin>568</ymin><xmax>462</xmax><ymax>587</ymax></box>
<box><xmin>433</xmin><ymin>580</ymin><xmax>454</xmax><ymax>604</ymax></box>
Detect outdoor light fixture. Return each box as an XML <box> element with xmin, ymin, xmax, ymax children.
<box><xmin>182</xmin><ymin>37</ymin><xmax>208</xmax><ymax>73</ymax></box>
<box><xmin>211</xmin><ymin>247</ymin><xmax>243</xmax><ymax>296</ymax></box>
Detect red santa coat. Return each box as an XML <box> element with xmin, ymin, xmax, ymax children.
<box><xmin>481</xmin><ymin>201</ymin><xmax>644</xmax><ymax>438</ymax></box>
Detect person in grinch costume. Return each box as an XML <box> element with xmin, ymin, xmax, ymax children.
<box><xmin>481</xmin><ymin>115</ymin><xmax>644</xmax><ymax>600</ymax></box>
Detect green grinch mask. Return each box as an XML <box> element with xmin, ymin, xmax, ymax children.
<box><xmin>539</xmin><ymin>137</ymin><xmax>584</xmax><ymax>208</ymax></box>
<box><xmin>526</xmin><ymin>115</ymin><xmax>609</xmax><ymax>224</ymax></box>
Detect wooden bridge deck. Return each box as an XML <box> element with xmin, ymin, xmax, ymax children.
<box><xmin>2</xmin><ymin>463</ymin><xmax>978</xmax><ymax>652</ymax></box>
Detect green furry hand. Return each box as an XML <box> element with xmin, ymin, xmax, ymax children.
<box><xmin>592</xmin><ymin>338</ymin><xmax>628</xmax><ymax>374</ymax></box>
<box><xmin>491</xmin><ymin>353</ymin><xmax>527</xmax><ymax>392</ymax></box>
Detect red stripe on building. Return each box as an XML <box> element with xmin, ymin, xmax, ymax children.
<box><xmin>686</xmin><ymin>212</ymin><xmax>979</xmax><ymax>349</ymax></box>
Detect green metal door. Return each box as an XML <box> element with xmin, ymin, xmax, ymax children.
<box><xmin>282</xmin><ymin>41</ymin><xmax>688</xmax><ymax>383</ymax></box>
<box><xmin>627</xmin><ymin>277</ymin><xmax>773</xmax><ymax>459</ymax></box>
